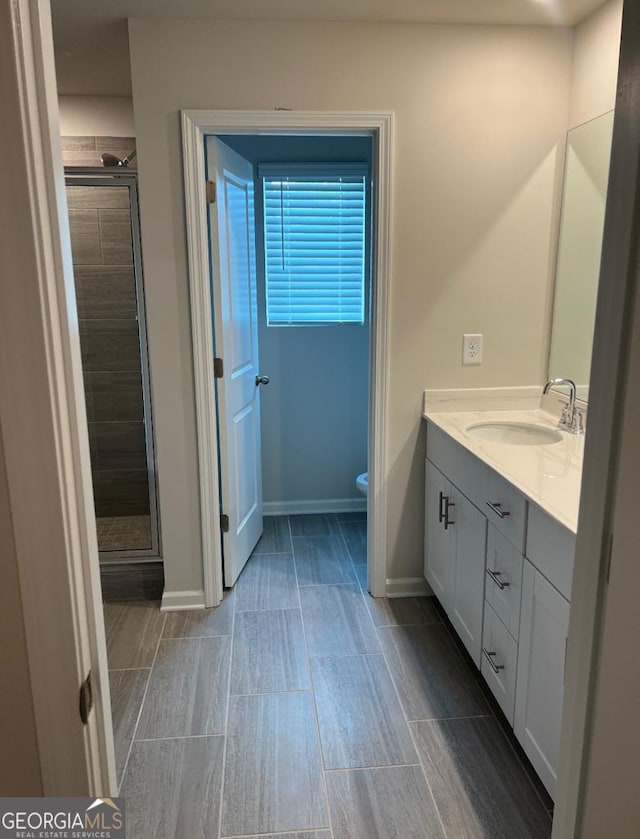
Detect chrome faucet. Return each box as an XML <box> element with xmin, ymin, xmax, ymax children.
<box><xmin>543</xmin><ymin>378</ymin><xmax>585</xmax><ymax>435</ymax></box>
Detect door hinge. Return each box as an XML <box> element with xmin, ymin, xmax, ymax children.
<box><xmin>214</xmin><ymin>357</ymin><xmax>224</xmax><ymax>378</ymax></box>
<box><xmin>79</xmin><ymin>671</ymin><xmax>93</xmax><ymax>724</ymax></box>
<box><xmin>220</xmin><ymin>513</ymin><xmax>230</xmax><ymax>533</ymax></box>
<box><xmin>206</xmin><ymin>180</ymin><xmax>216</xmax><ymax>204</ymax></box>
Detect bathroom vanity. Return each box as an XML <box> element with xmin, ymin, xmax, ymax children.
<box><xmin>423</xmin><ymin>400</ymin><xmax>583</xmax><ymax>800</ymax></box>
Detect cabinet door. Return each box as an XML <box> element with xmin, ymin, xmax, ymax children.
<box><xmin>450</xmin><ymin>486</ymin><xmax>487</xmax><ymax>666</ymax></box>
<box><xmin>515</xmin><ymin>560</ymin><xmax>570</xmax><ymax>799</ymax></box>
<box><xmin>424</xmin><ymin>460</ymin><xmax>453</xmax><ymax>609</ymax></box>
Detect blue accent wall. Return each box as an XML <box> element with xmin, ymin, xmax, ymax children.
<box><xmin>222</xmin><ymin>135</ymin><xmax>372</xmax><ymax>507</ymax></box>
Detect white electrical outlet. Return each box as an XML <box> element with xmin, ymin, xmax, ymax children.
<box><xmin>463</xmin><ymin>333</ymin><xmax>483</xmax><ymax>365</ymax></box>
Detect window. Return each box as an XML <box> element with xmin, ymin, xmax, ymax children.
<box><xmin>260</xmin><ymin>164</ymin><xmax>368</xmax><ymax>326</ymax></box>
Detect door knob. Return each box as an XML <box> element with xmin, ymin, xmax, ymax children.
<box><xmin>255</xmin><ymin>375</ymin><xmax>270</xmax><ymax>386</ymax></box>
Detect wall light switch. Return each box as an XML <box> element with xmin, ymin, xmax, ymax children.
<box><xmin>463</xmin><ymin>333</ymin><xmax>483</xmax><ymax>365</ymax></box>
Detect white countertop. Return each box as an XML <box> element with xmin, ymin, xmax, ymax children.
<box><xmin>423</xmin><ymin>408</ymin><xmax>584</xmax><ymax>534</ymax></box>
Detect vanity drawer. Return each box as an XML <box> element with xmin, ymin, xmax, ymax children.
<box><xmin>526</xmin><ymin>503</ymin><xmax>575</xmax><ymax>601</ymax></box>
<box><xmin>481</xmin><ymin>601</ymin><xmax>518</xmax><ymax>724</ymax></box>
<box><xmin>484</xmin><ymin>470</ymin><xmax>527</xmax><ymax>552</ymax></box>
<box><xmin>427</xmin><ymin>422</ymin><xmax>488</xmax><ymax>511</ymax></box>
<box><xmin>485</xmin><ymin>525</ymin><xmax>523</xmax><ymax>641</ymax></box>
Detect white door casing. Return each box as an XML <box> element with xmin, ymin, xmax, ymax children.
<box><xmin>0</xmin><ymin>0</ymin><xmax>115</xmax><ymax>794</ymax></box>
<box><xmin>206</xmin><ymin>137</ymin><xmax>263</xmax><ymax>586</ymax></box>
<box><xmin>182</xmin><ymin>110</ymin><xmax>393</xmax><ymax>605</ymax></box>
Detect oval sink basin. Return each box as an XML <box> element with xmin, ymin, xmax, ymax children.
<box><xmin>465</xmin><ymin>421</ymin><xmax>563</xmax><ymax>446</ymax></box>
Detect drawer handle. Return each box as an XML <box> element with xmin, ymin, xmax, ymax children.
<box><xmin>438</xmin><ymin>491</ymin><xmax>446</xmax><ymax>523</ymax></box>
<box><xmin>486</xmin><ymin>501</ymin><xmax>510</xmax><ymax>519</ymax></box>
<box><xmin>482</xmin><ymin>648</ymin><xmax>505</xmax><ymax>674</ymax></box>
<box><xmin>486</xmin><ymin>568</ymin><xmax>510</xmax><ymax>590</ymax></box>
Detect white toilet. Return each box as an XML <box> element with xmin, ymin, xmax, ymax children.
<box><xmin>356</xmin><ymin>472</ymin><xmax>368</xmax><ymax>496</ymax></box>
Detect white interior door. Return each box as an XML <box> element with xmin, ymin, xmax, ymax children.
<box><xmin>206</xmin><ymin>137</ymin><xmax>263</xmax><ymax>586</ymax></box>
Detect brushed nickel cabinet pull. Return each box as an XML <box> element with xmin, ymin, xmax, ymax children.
<box><xmin>482</xmin><ymin>648</ymin><xmax>505</xmax><ymax>674</ymax></box>
<box><xmin>444</xmin><ymin>498</ymin><xmax>455</xmax><ymax>530</ymax></box>
<box><xmin>486</xmin><ymin>501</ymin><xmax>510</xmax><ymax>519</ymax></box>
<box><xmin>486</xmin><ymin>568</ymin><xmax>510</xmax><ymax>590</ymax></box>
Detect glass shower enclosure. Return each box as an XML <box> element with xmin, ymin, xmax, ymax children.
<box><xmin>65</xmin><ymin>170</ymin><xmax>160</xmax><ymax>560</ymax></box>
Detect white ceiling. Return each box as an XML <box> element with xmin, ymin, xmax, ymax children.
<box><xmin>52</xmin><ymin>0</ymin><xmax>606</xmax><ymax>96</ymax></box>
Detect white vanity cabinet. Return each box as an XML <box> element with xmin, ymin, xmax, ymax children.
<box><xmin>425</xmin><ymin>420</ymin><xmax>576</xmax><ymax>800</ymax></box>
<box><xmin>424</xmin><ymin>459</ymin><xmax>487</xmax><ymax>665</ymax></box>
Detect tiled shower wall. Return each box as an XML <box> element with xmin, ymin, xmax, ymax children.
<box><xmin>64</xmin><ymin>137</ymin><xmax>150</xmax><ymax>519</ymax></box>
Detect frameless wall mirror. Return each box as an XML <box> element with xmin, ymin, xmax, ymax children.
<box><xmin>548</xmin><ymin>110</ymin><xmax>615</xmax><ymax>402</ymax></box>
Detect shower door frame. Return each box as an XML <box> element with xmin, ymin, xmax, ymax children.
<box><xmin>65</xmin><ymin>168</ymin><xmax>161</xmax><ymax>562</ymax></box>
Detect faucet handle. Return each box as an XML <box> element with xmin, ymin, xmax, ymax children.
<box><xmin>571</xmin><ymin>409</ymin><xmax>585</xmax><ymax>435</ymax></box>
<box><xmin>559</xmin><ymin>403</ymin><xmax>571</xmax><ymax>428</ymax></box>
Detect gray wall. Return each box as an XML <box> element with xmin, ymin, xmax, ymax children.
<box><xmin>65</xmin><ymin>165</ymin><xmax>150</xmax><ymax>519</ymax></box>
<box><xmin>221</xmin><ymin>135</ymin><xmax>371</xmax><ymax>508</ymax></box>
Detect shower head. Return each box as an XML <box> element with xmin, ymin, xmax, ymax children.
<box><xmin>101</xmin><ymin>150</ymin><xmax>137</xmax><ymax>168</ymax></box>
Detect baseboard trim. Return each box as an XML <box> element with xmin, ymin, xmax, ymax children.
<box><xmin>264</xmin><ymin>498</ymin><xmax>367</xmax><ymax>516</ymax></box>
<box><xmin>385</xmin><ymin>577</ymin><xmax>433</xmax><ymax>598</ymax></box>
<box><xmin>161</xmin><ymin>589</ymin><xmax>206</xmax><ymax>611</ymax></box>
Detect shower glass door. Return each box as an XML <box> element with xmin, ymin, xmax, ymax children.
<box><xmin>65</xmin><ymin>173</ymin><xmax>159</xmax><ymax>559</ymax></box>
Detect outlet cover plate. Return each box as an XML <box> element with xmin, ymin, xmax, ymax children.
<box><xmin>463</xmin><ymin>333</ymin><xmax>483</xmax><ymax>365</ymax></box>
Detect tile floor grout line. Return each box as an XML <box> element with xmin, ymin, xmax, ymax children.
<box><xmin>216</xmin><ymin>576</ymin><xmax>238</xmax><ymax>839</ymax></box>
<box><xmin>291</xmin><ymin>515</ymin><xmax>335</xmax><ymax>839</ymax></box>
<box><xmin>370</xmin><ymin>620</ymin><xmax>444</xmax><ymax>629</ymax></box>
<box><xmin>224</xmin><ymin>831</ymin><xmax>331</xmax><ymax>839</ymax></box>
<box><xmin>308</xmin><ymin>651</ymin><xmax>385</xmax><ymax>660</ymax></box>
<box><xmin>107</xmin><ymin>666</ymin><xmax>152</xmax><ymax>673</ymax></box>
<box><xmin>297</xmin><ymin>582</ymin><xmax>360</xmax><ymax>589</ymax></box>
<box><xmin>118</xmin><ymin>608</ymin><xmax>167</xmax><ymax>792</ymax></box>
<box><xmin>158</xmin><ymin>633</ymin><xmax>233</xmax><ymax>641</ymax></box>
<box><xmin>337</xmin><ymin>515</ymin><xmax>371</xmax><ymax>598</ymax></box>
<box><xmin>407</xmin><ymin>713</ymin><xmax>495</xmax><ymax>724</ymax></box>
<box><xmin>372</xmin><ymin>620</ymin><xmax>451</xmax><ymax>839</ymax></box>
<box><xmin>324</xmin><ymin>763</ymin><xmax>423</xmax><ymax>773</ymax></box>
<box><xmin>335</xmin><ymin>515</ymin><xmax>361</xmax><ymax>579</ymax></box>
<box><xmin>134</xmin><ymin>733</ymin><xmax>226</xmax><ymax>743</ymax></box>
<box><xmin>228</xmin><ymin>689</ymin><xmax>314</xmax><ymax>698</ymax></box>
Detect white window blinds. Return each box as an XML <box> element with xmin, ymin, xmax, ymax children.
<box><xmin>260</xmin><ymin>164</ymin><xmax>368</xmax><ymax>326</ymax></box>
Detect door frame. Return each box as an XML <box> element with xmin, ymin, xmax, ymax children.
<box><xmin>0</xmin><ymin>0</ymin><xmax>115</xmax><ymax>794</ymax></box>
<box><xmin>182</xmin><ymin>110</ymin><xmax>393</xmax><ymax>606</ymax></box>
<box><xmin>553</xmin><ymin>1</ymin><xmax>640</xmax><ymax>834</ymax></box>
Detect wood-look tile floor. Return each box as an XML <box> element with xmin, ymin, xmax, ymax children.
<box><xmin>106</xmin><ymin>514</ymin><xmax>552</xmax><ymax>839</ymax></box>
